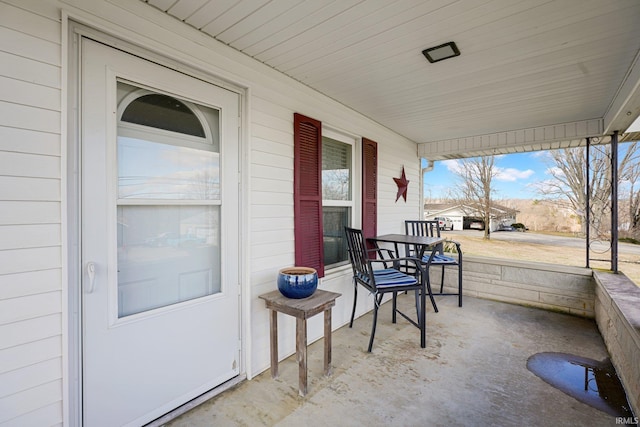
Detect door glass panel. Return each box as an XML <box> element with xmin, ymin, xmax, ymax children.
<box><xmin>118</xmin><ymin>137</ymin><xmax>220</xmax><ymax>200</ymax></box>
<box><xmin>116</xmin><ymin>81</ymin><xmax>222</xmax><ymax>318</ymax></box>
<box><xmin>117</xmin><ymin>205</ymin><xmax>220</xmax><ymax>317</ymax></box>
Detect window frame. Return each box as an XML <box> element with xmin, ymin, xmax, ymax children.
<box><xmin>321</xmin><ymin>127</ymin><xmax>360</xmax><ymax>270</ymax></box>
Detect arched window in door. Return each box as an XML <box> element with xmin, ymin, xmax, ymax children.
<box><xmin>121</xmin><ymin>92</ymin><xmax>206</xmax><ymax>137</ymax></box>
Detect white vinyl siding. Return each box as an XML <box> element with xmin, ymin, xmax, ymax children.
<box><xmin>0</xmin><ymin>0</ymin><xmax>421</xmax><ymax>424</ymax></box>
<box><xmin>247</xmin><ymin>100</ymin><xmax>419</xmax><ymax>372</ymax></box>
<box><xmin>0</xmin><ymin>1</ymin><xmax>63</xmax><ymax>425</ymax></box>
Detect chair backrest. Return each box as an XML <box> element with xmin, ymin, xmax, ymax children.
<box><xmin>344</xmin><ymin>227</ymin><xmax>371</xmax><ymax>280</ymax></box>
<box><xmin>404</xmin><ymin>220</ymin><xmax>444</xmax><ymax>258</ymax></box>
<box><xmin>405</xmin><ymin>220</ymin><xmax>441</xmax><ymax>238</ymax></box>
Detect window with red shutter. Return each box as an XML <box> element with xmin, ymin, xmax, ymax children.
<box><xmin>293</xmin><ymin>113</ymin><xmax>324</xmax><ymax>277</ymax></box>
<box><xmin>294</xmin><ymin>114</ymin><xmax>377</xmax><ymax>277</ymax></box>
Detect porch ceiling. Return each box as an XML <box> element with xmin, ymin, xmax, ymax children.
<box><xmin>142</xmin><ymin>0</ymin><xmax>640</xmax><ymax>159</ymax></box>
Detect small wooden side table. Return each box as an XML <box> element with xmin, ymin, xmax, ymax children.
<box><xmin>259</xmin><ymin>289</ymin><xmax>341</xmax><ymax>396</ymax></box>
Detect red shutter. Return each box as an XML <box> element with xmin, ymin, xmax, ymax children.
<box><xmin>293</xmin><ymin>113</ymin><xmax>324</xmax><ymax>277</ymax></box>
<box><xmin>362</xmin><ymin>138</ymin><xmax>378</xmax><ymax>253</ymax></box>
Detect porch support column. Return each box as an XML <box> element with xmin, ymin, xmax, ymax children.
<box><xmin>611</xmin><ymin>131</ymin><xmax>619</xmax><ymax>273</ymax></box>
<box><xmin>586</xmin><ymin>137</ymin><xmax>590</xmax><ymax>268</ymax></box>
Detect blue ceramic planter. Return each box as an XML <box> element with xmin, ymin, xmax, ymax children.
<box><xmin>277</xmin><ymin>267</ymin><xmax>318</xmax><ymax>299</ymax></box>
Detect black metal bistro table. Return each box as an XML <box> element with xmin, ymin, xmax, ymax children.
<box><xmin>367</xmin><ymin>233</ymin><xmax>447</xmax><ymax>316</ymax></box>
<box><xmin>367</xmin><ymin>233</ymin><xmax>445</xmax><ymax>259</ymax></box>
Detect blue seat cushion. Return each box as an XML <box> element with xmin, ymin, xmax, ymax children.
<box><xmin>357</xmin><ymin>269</ymin><xmax>417</xmax><ymax>287</ymax></box>
<box><xmin>422</xmin><ymin>254</ymin><xmax>457</xmax><ymax>264</ymax></box>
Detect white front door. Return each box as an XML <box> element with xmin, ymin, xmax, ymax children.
<box><xmin>81</xmin><ymin>39</ymin><xmax>240</xmax><ymax>426</ymax></box>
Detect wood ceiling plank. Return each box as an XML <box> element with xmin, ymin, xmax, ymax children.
<box><xmin>167</xmin><ymin>0</ymin><xmax>209</xmax><ymax>20</ymax></box>
<box><xmin>216</xmin><ymin>0</ymin><xmax>306</xmax><ymax>45</ymax></box>
<box><xmin>231</xmin><ymin>0</ymin><xmax>335</xmax><ymax>53</ymax></box>
<box><xmin>242</xmin><ymin>0</ymin><xmax>361</xmax><ymax>57</ymax></box>
<box><xmin>183</xmin><ymin>0</ymin><xmax>238</xmax><ymax>29</ymax></box>
<box><xmin>147</xmin><ymin>0</ymin><xmax>177</xmax><ymax>12</ymax></box>
<box><xmin>200</xmin><ymin>0</ymin><xmax>271</xmax><ymax>37</ymax></box>
<box><xmin>255</xmin><ymin>0</ymin><xmax>402</xmax><ymax>66</ymax></box>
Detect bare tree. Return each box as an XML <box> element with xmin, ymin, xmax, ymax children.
<box><xmin>619</xmin><ymin>142</ymin><xmax>640</xmax><ymax>237</ymax></box>
<box><xmin>536</xmin><ymin>142</ymin><xmax>639</xmax><ymax>237</ymax></box>
<box><xmin>626</xmin><ymin>177</ymin><xmax>640</xmax><ymax>237</ymax></box>
<box><xmin>193</xmin><ymin>168</ymin><xmax>220</xmax><ymax>199</ymax></box>
<box><xmin>451</xmin><ymin>156</ymin><xmax>497</xmax><ymax>240</ymax></box>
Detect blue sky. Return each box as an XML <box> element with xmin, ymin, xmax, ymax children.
<box><xmin>423</xmin><ymin>140</ymin><xmax>640</xmax><ymax>200</ymax></box>
<box><xmin>421</xmin><ymin>116</ymin><xmax>640</xmax><ymax>200</ymax></box>
<box><xmin>422</xmin><ymin>152</ymin><xmax>548</xmax><ymax>200</ymax></box>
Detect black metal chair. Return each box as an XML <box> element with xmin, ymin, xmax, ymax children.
<box><xmin>405</xmin><ymin>220</ymin><xmax>463</xmax><ymax>309</ymax></box>
<box><xmin>344</xmin><ymin>226</ymin><xmax>429</xmax><ymax>352</ymax></box>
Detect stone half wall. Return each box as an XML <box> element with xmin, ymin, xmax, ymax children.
<box><xmin>441</xmin><ymin>255</ymin><xmax>595</xmax><ymax>317</ymax></box>
<box><xmin>594</xmin><ymin>271</ymin><xmax>640</xmax><ymax>416</ymax></box>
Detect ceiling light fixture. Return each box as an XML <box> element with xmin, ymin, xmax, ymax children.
<box><xmin>422</xmin><ymin>41</ymin><xmax>460</xmax><ymax>63</ymax></box>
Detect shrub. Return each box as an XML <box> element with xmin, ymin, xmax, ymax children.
<box><xmin>620</xmin><ymin>237</ymin><xmax>640</xmax><ymax>245</ymax></box>
<box><xmin>443</xmin><ymin>239</ymin><xmax>459</xmax><ymax>253</ymax></box>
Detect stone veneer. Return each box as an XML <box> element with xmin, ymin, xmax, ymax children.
<box><xmin>441</xmin><ymin>255</ymin><xmax>595</xmax><ymax>317</ymax></box>
<box><xmin>594</xmin><ymin>271</ymin><xmax>640</xmax><ymax>417</ymax></box>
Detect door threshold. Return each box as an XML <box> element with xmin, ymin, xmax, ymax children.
<box><xmin>146</xmin><ymin>375</ymin><xmax>247</xmax><ymax>426</ymax></box>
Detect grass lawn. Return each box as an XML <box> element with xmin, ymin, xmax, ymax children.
<box><xmin>441</xmin><ymin>232</ymin><xmax>640</xmax><ymax>287</ymax></box>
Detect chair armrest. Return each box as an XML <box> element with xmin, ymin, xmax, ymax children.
<box><xmin>365</xmin><ymin>247</ymin><xmax>396</xmax><ymax>268</ymax></box>
<box><xmin>443</xmin><ymin>240</ymin><xmax>463</xmax><ymax>262</ymax></box>
<box><xmin>366</xmin><ymin>247</ymin><xmax>395</xmax><ymax>259</ymax></box>
<box><xmin>369</xmin><ymin>256</ymin><xmax>425</xmax><ymax>274</ymax></box>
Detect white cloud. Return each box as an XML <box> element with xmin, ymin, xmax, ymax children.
<box><xmin>495</xmin><ymin>167</ymin><xmax>535</xmax><ymax>182</ymax></box>
<box><xmin>442</xmin><ymin>160</ymin><xmax>534</xmax><ymax>182</ymax></box>
<box><xmin>442</xmin><ymin>159</ymin><xmax>462</xmax><ymax>174</ymax></box>
<box><xmin>530</xmin><ymin>151</ymin><xmax>550</xmax><ymax>159</ymax></box>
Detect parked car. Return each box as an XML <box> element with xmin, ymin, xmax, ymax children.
<box><xmin>469</xmin><ymin>220</ymin><xmax>485</xmax><ymax>230</ymax></box>
<box><xmin>434</xmin><ymin>216</ymin><xmax>453</xmax><ymax>231</ymax></box>
<box><xmin>497</xmin><ymin>223</ymin><xmax>515</xmax><ymax>231</ymax></box>
<box><xmin>511</xmin><ymin>222</ymin><xmax>528</xmax><ymax>232</ymax></box>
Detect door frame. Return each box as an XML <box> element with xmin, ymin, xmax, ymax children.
<box><xmin>66</xmin><ymin>19</ymin><xmax>249</xmax><ymax>426</ymax></box>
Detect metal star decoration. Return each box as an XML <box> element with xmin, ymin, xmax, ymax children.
<box><xmin>393</xmin><ymin>166</ymin><xmax>410</xmax><ymax>202</ymax></box>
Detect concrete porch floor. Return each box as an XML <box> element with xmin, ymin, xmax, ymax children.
<box><xmin>165</xmin><ymin>294</ymin><xmax>623</xmax><ymax>426</ymax></box>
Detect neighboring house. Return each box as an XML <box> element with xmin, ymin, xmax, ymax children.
<box><xmin>424</xmin><ymin>203</ymin><xmax>518</xmax><ymax>231</ymax></box>
<box><xmin>424</xmin><ymin>203</ymin><xmax>465</xmax><ymax>230</ymax></box>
